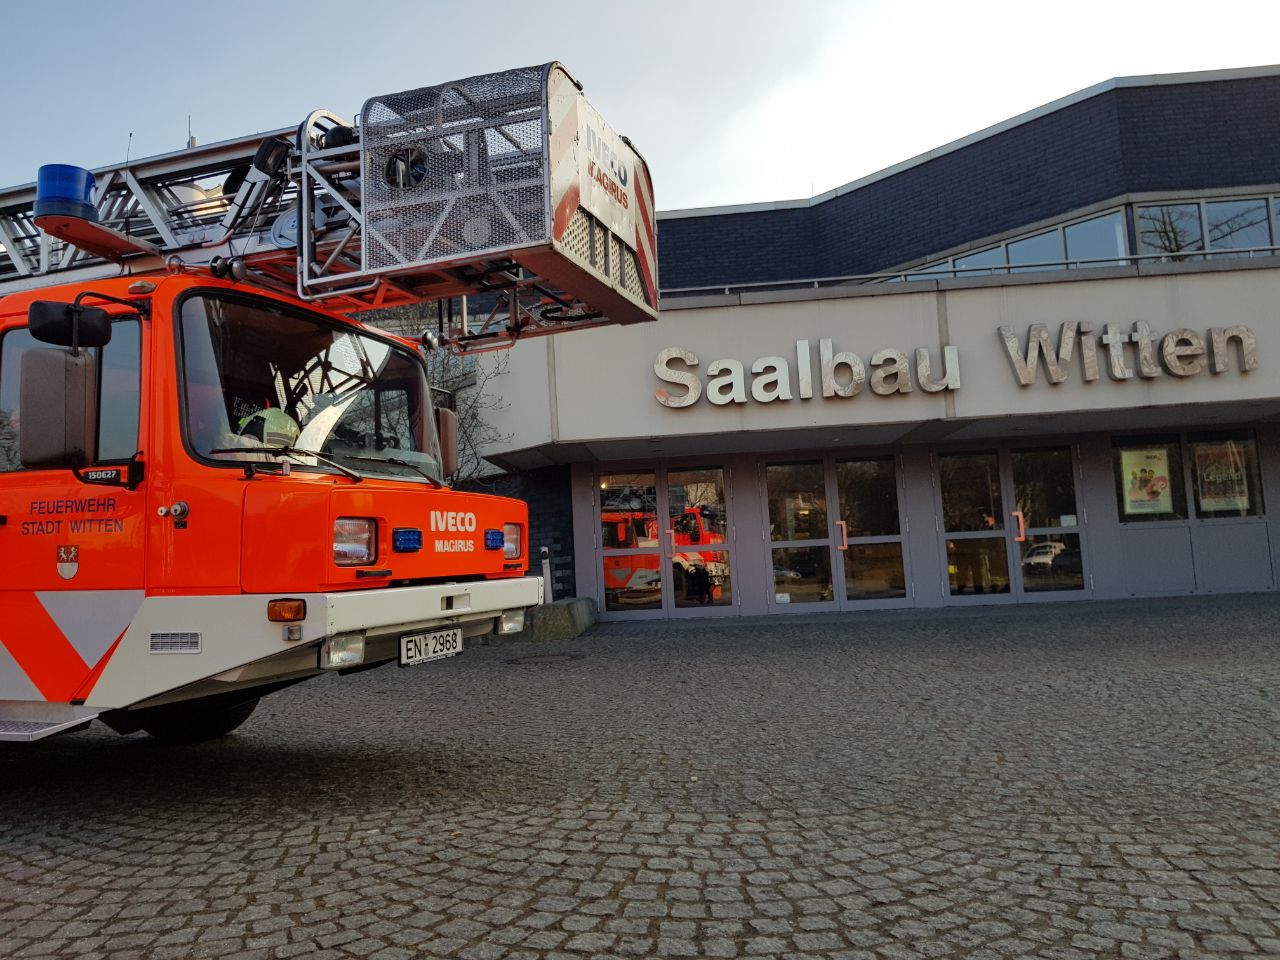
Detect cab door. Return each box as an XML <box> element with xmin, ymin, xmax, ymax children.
<box><xmin>0</xmin><ymin>317</ymin><xmax>148</xmax><ymax>703</ymax></box>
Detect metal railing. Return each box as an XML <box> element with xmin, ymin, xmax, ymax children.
<box><xmin>658</xmin><ymin>245</ymin><xmax>1280</xmax><ymax>299</ymax></box>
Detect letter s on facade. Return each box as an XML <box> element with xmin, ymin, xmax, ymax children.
<box><xmin>655</xmin><ymin>348</ymin><xmax>701</xmax><ymax>408</ymax></box>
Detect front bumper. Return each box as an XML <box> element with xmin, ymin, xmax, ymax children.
<box><xmin>87</xmin><ymin>577</ymin><xmax>543</xmax><ymax>710</ymax></box>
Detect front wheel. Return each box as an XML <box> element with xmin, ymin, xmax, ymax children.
<box><xmin>142</xmin><ymin>698</ymin><xmax>259</xmax><ymax>745</ymax></box>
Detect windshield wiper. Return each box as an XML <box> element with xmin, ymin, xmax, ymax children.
<box><xmin>335</xmin><ymin>453</ymin><xmax>445</xmax><ymax>488</ymax></box>
<box><xmin>208</xmin><ymin>445</ymin><xmax>364</xmax><ymax>483</ymax></box>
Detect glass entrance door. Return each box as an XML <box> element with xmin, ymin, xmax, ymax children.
<box><xmin>765</xmin><ymin>456</ymin><xmax>912</xmax><ymax>610</ymax></box>
<box><xmin>1010</xmin><ymin>448</ymin><xmax>1087</xmax><ymax>596</ymax></box>
<box><xmin>597</xmin><ymin>466</ymin><xmax>736</xmax><ymax>617</ymax></box>
<box><xmin>939</xmin><ymin>452</ymin><xmax>1013</xmax><ymax>600</ymax></box>
<box><xmin>938</xmin><ymin>447</ymin><xmax>1088</xmax><ymax>602</ymax></box>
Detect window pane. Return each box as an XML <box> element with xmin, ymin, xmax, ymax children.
<box><xmin>1137</xmin><ymin>204</ymin><xmax>1203</xmax><ymax>255</ymax></box>
<box><xmin>182</xmin><ymin>295</ymin><xmax>441</xmax><ymax>481</ymax></box>
<box><xmin>1190</xmin><ymin>434</ymin><xmax>1264</xmax><ymax>518</ymax></box>
<box><xmin>1007</xmin><ymin>230</ymin><xmax>1063</xmax><ymax>272</ymax></box>
<box><xmin>674</xmin><ymin>551</ymin><xmax>732</xmax><ymax>608</ymax></box>
<box><xmin>602</xmin><ymin>555</ymin><xmax>662</xmax><ymax>611</ymax></box>
<box><xmin>599</xmin><ymin>472</ymin><xmax>658</xmax><ymax>550</ymax></box>
<box><xmin>1019</xmin><ymin>534</ymin><xmax>1084</xmax><ymax>592</ymax></box>
<box><xmin>953</xmin><ymin>246</ymin><xmax>1005</xmax><ymax>277</ymax></box>
<box><xmin>836</xmin><ymin>458</ymin><xmax>900</xmax><ymax>537</ymax></box>
<box><xmin>0</xmin><ymin>327</ymin><xmax>37</xmax><ymax>472</ymax></box>
<box><xmin>1205</xmin><ymin>199</ymin><xmax>1271</xmax><ymax>254</ymax></box>
<box><xmin>0</xmin><ymin>323</ymin><xmax>140</xmax><ymax>471</ymax></box>
<box><xmin>845</xmin><ymin>542</ymin><xmax>906</xmax><ymax>600</ymax></box>
<box><xmin>1065</xmin><ymin>212</ymin><xmax>1126</xmax><ymax>266</ymax></box>
<box><xmin>906</xmin><ymin>261</ymin><xmax>950</xmax><ymax>282</ymax></box>
<box><xmin>767</xmin><ymin>462</ymin><xmax>828</xmax><ymax>541</ymax></box>
<box><xmin>772</xmin><ymin>546</ymin><xmax>833</xmax><ymax>603</ymax></box>
<box><xmin>668</xmin><ymin>467</ymin><xmax>727</xmax><ymax>543</ymax></box>
<box><xmin>99</xmin><ymin>320</ymin><xmax>141</xmax><ymax>461</ymax></box>
<box><xmin>1113</xmin><ymin>439</ymin><xmax>1186</xmax><ymax>521</ymax></box>
<box><xmin>940</xmin><ymin>452</ymin><xmax>1003</xmax><ymax>532</ymax></box>
<box><xmin>946</xmin><ymin>538</ymin><xmax>1010</xmax><ymax>595</ymax></box>
<box><xmin>1011</xmin><ymin>447</ymin><xmax>1077</xmax><ymax>529</ymax></box>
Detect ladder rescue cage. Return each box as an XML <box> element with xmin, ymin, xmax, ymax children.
<box><xmin>0</xmin><ymin>62</ymin><xmax>658</xmax><ymax>352</ymax></box>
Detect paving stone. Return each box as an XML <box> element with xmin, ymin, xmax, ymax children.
<box><xmin>3</xmin><ymin>596</ymin><xmax>1280</xmax><ymax>960</ymax></box>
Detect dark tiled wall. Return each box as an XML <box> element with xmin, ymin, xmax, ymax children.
<box><xmin>460</xmin><ymin>466</ymin><xmax>576</xmax><ymax>600</ymax></box>
<box><xmin>1117</xmin><ymin>78</ymin><xmax>1280</xmax><ymax>193</ymax></box>
<box><xmin>656</xmin><ymin>76</ymin><xmax>1280</xmax><ymax>291</ymax></box>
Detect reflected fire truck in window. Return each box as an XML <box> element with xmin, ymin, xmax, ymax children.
<box><xmin>602</xmin><ymin>503</ymin><xmax>727</xmax><ymax>605</ymax></box>
<box><xmin>0</xmin><ymin>63</ymin><xmax>656</xmax><ymax>742</ymax></box>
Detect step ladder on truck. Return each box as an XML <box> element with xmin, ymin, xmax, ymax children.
<box><xmin>0</xmin><ymin>63</ymin><xmax>657</xmax><ymax>743</ymax></box>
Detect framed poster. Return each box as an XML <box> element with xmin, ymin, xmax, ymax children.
<box><xmin>1194</xmin><ymin>441</ymin><xmax>1249</xmax><ymax>513</ymax></box>
<box><xmin>1120</xmin><ymin>448</ymin><xmax>1173</xmax><ymax>515</ymax></box>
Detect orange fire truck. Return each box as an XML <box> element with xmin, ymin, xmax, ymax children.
<box><xmin>0</xmin><ymin>63</ymin><xmax>656</xmax><ymax>742</ymax></box>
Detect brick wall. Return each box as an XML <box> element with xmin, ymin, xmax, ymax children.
<box><xmin>459</xmin><ymin>465</ymin><xmax>577</xmax><ymax>600</ymax></box>
<box><xmin>657</xmin><ymin>74</ymin><xmax>1280</xmax><ymax>291</ymax></box>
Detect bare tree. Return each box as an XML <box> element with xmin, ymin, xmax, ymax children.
<box><xmin>363</xmin><ymin>301</ymin><xmax>513</xmax><ymax>484</ymax></box>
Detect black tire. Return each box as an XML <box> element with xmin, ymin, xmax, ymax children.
<box><xmin>142</xmin><ymin>698</ymin><xmax>259</xmax><ymax>745</ymax></box>
<box><xmin>672</xmin><ymin>564</ymin><xmax>687</xmax><ymax>600</ymax></box>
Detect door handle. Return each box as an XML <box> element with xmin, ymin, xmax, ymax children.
<box><xmin>836</xmin><ymin>520</ymin><xmax>848</xmax><ymax>550</ymax></box>
<box><xmin>665</xmin><ymin>528</ymin><xmax>675</xmax><ymax>559</ymax></box>
<box><xmin>1012</xmin><ymin>510</ymin><xmax>1026</xmax><ymax>542</ymax></box>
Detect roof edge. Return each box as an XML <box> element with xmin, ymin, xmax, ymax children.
<box><xmin>659</xmin><ymin>63</ymin><xmax>1280</xmax><ymax>222</ymax></box>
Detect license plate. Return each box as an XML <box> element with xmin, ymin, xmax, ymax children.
<box><xmin>399</xmin><ymin>628</ymin><xmax>463</xmax><ymax>666</ymax></box>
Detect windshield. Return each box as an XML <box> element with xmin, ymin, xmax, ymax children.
<box><xmin>180</xmin><ymin>293</ymin><xmax>441</xmax><ymax>482</ymax></box>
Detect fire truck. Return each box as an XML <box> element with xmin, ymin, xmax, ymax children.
<box><xmin>0</xmin><ymin>63</ymin><xmax>657</xmax><ymax>742</ymax></box>
<box><xmin>601</xmin><ymin>504</ymin><xmax>727</xmax><ymax>604</ymax></box>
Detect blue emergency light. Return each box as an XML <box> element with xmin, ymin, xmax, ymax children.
<box><xmin>34</xmin><ymin>164</ymin><xmax>98</xmax><ymax>222</ymax></box>
<box><xmin>392</xmin><ymin>527</ymin><xmax>423</xmax><ymax>553</ymax></box>
<box><xmin>484</xmin><ymin>529</ymin><xmax>505</xmax><ymax>550</ymax></box>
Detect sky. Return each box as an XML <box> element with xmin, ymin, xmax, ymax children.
<box><xmin>3</xmin><ymin>0</ymin><xmax>1279</xmax><ymax>212</ymax></box>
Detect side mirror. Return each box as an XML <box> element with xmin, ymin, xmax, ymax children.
<box><xmin>435</xmin><ymin>407</ymin><xmax>458</xmax><ymax>480</ymax></box>
<box><xmin>28</xmin><ymin>301</ymin><xmax>112</xmax><ymax>349</ymax></box>
<box><xmin>19</xmin><ymin>348</ymin><xmax>98</xmax><ymax>469</ymax></box>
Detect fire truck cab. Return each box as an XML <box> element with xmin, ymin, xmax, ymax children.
<box><xmin>0</xmin><ymin>274</ymin><xmax>539</xmax><ymax>741</ymax></box>
<box><xmin>0</xmin><ymin>61</ymin><xmax>657</xmax><ymax>742</ymax></box>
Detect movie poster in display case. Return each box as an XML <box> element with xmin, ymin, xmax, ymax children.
<box><xmin>1120</xmin><ymin>448</ymin><xmax>1173</xmax><ymax>515</ymax></box>
<box><xmin>1194</xmin><ymin>441</ymin><xmax>1250</xmax><ymax>513</ymax></box>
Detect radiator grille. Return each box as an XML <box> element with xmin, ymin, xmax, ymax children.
<box><xmin>149</xmin><ymin>632</ymin><xmax>201</xmax><ymax>654</ymax></box>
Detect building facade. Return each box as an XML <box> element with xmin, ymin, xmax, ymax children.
<box><xmin>480</xmin><ymin>65</ymin><xmax>1280</xmax><ymax>619</ymax></box>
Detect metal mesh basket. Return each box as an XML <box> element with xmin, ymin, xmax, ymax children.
<box><xmin>360</xmin><ymin>65</ymin><xmax>550</xmax><ymax>273</ymax></box>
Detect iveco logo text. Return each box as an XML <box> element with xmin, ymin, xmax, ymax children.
<box><xmin>430</xmin><ymin>511</ymin><xmax>477</xmax><ymax>532</ymax></box>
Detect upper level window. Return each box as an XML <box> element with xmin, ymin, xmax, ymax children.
<box><xmin>953</xmin><ymin>246</ymin><xmax>1003</xmax><ymax>277</ymax></box>
<box><xmin>1065</xmin><ymin>211</ymin><xmax>1125</xmax><ymax>266</ymax></box>
<box><xmin>1007</xmin><ymin>230</ymin><xmax>1063</xmax><ymax>273</ymax></box>
<box><xmin>1137</xmin><ymin>203</ymin><xmax>1203</xmax><ymax>256</ymax></box>
<box><xmin>1205</xmin><ymin>199</ymin><xmax>1271</xmax><ymax>254</ymax></box>
<box><xmin>0</xmin><ymin>319</ymin><xmax>141</xmax><ymax>472</ymax></box>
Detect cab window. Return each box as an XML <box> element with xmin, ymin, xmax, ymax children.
<box><xmin>0</xmin><ymin>319</ymin><xmax>142</xmax><ymax>472</ymax></box>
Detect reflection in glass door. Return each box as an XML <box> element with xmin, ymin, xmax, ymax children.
<box><xmin>765</xmin><ymin>457</ymin><xmax>912</xmax><ymax>609</ymax></box>
<box><xmin>938</xmin><ymin>447</ymin><xmax>1088</xmax><ymax>601</ymax></box>
<box><xmin>939</xmin><ymin>452</ymin><xmax>1012</xmax><ymax>598</ymax></box>
<box><xmin>767</xmin><ymin>462</ymin><xmax>835</xmax><ymax>605</ymax></box>
<box><xmin>835</xmin><ymin>458</ymin><xmax>909</xmax><ymax>602</ymax></box>
<box><xmin>667</xmin><ymin>467</ymin><xmax>735</xmax><ymax>612</ymax></box>
<box><xmin>1011</xmin><ymin>448</ymin><xmax>1085</xmax><ymax>594</ymax></box>
<box><xmin>599</xmin><ymin>471</ymin><xmax>663</xmax><ymax>612</ymax></box>
<box><xmin>598</xmin><ymin>466</ymin><xmax>736</xmax><ymax>616</ymax></box>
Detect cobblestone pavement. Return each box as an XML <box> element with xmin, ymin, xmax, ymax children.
<box><xmin>3</xmin><ymin>594</ymin><xmax>1280</xmax><ymax>960</ymax></box>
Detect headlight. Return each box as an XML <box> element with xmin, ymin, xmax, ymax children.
<box><xmin>503</xmin><ymin>522</ymin><xmax>522</xmax><ymax>559</ymax></box>
<box><xmin>334</xmin><ymin>517</ymin><xmax>376</xmax><ymax>566</ymax></box>
<box><xmin>320</xmin><ymin>632</ymin><xmax>365</xmax><ymax>669</ymax></box>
